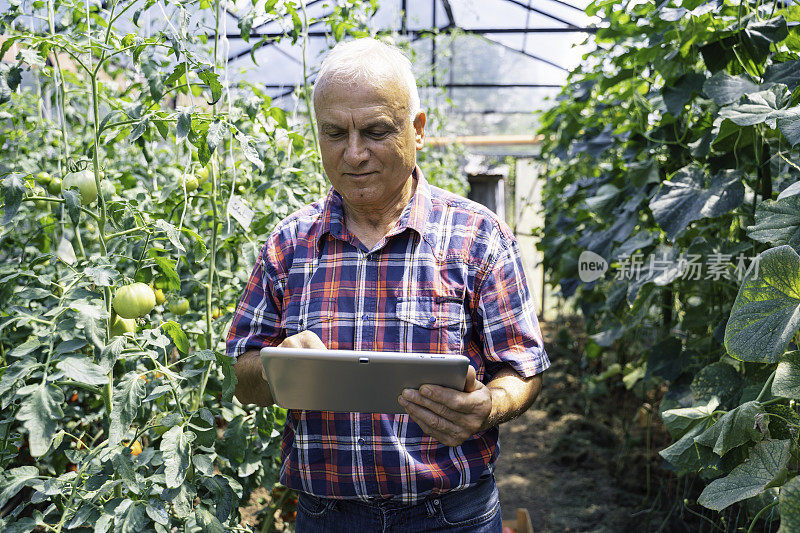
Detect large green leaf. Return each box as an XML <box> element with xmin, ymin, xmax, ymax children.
<box><xmin>1</xmin><ymin>174</ymin><xmax>25</xmax><ymax>225</ymax></box>
<box><xmin>765</xmin><ymin>60</ymin><xmax>800</xmax><ymax>89</ymax></box>
<box><xmin>691</xmin><ymin>362</ymin><xmax>743</xmax><ymax>407</ymax></box>
<box><xmin>747</xmin><ymin>196</ymin><xmax>800</xmax><ymax>250</ymax></box>
<box><xmin>649</xmin><ymin>167</ymin><xmax>744</xmax><ymax>240</ymax></box>
<box><xmin>17</xmin><ymin>383</ymin><xmax>64</xmax><ymax>456</ymax></box>
<box><xmin>694</xmin><ymin>401</ymin><xmax>764</xmax><ymax>456</ymax></box>
<box><xmin>718</xmin><ymin>84</ymin><xmax>791</xmax><ymax>128</ymax></box>
<box><xmin>697</xmin><ymin>439</ymin><xmax>791</xmax><ymax>510</ymax></box>
<box><xmin>161</xmin><ymin>426</ymin><xmax>193</xmax><ymax>489</ymax></box>
<box><xmin>663</xmin><ymin>72</ymin><xmax>706</xmax><ymax>116</ymax></box>
<box><xmin>109</xmin><ymin>372</ymin><xmax>146</xmax><ymax>446</ymax></box>
<box><xmin>659</xmin><ymin>422</ymin><xmax>716</xmax><ymax>471</ymax></box>
<box><xmin>725</xmin><ymin>246</ymin><xmax>800</xmax><ymax>363</ymax></box>
<box><xmin>661</xmin><ymin>396</ymin><xmax>719</xmax><ymax>438</ymax></box>
<box><xmin>703</xmin><ymin>72</ymin><xmax>759</xmax><ymax>105</ymax></box>
<box><xmin>773</xmin><ymin>351</ymin><xmax>800</xmax><ymax>399</ymax></box>
<box><xmin>778</xmin><ymin>475</ymin><xmax>800</xmax><ymax>533</ymax></box>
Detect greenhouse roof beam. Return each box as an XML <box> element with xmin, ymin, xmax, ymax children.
<box><xmin>501</xmin><ymin>0</ymin><xmax>579</xmax><ymax>28</ymax></box>
<box><xmin>474</xmin><ymin>33</ymin><xmax>568</xmax><ymax>71</ymax></box>
<box><xmin>221</xmin><ymin>26</ymin><xmax>597</xmax><ymax>40</ymax></box>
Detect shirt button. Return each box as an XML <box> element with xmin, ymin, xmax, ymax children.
<box><xmin>433</xmin><ymin>499</ymin><xmax>440</xmax><ymax>506</ymax></box>
<box><xmin>358</xmin><ymin>438</ymin><xmax>365</xmax><ymax>446</ymax></box>
<box><xmin>428</xmin><ymin>316</ymin><xmax>437</xmax><ymax>325</ymax></box>
<box><xmin>362</xmin><ymin>313</ymin><xmax>368</xmax><ymax>320</ymax></box>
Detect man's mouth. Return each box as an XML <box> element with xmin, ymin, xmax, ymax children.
<box><xmin>343</xmin><ymin>172</ymin><xmax>376</xmax><ymax>178</ymax></box>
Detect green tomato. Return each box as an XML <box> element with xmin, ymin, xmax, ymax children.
<box><xmin>113</xmin><ymin>282</ymin><xmax>156</xmax><ymax>319</ymax></box>
<box><xmin>36</xmin><ymin>171</ymin><xmax>51</xmax><ymax>185</ymax></box>
<box><xmin>47</xmin><ymin>177</ymin><xmax>62</xmax><ymax>195</ymax></box>
<box><xmin>196</xmin><ymin>166</ymin><xmax>210</xmax><ymax>184</ymax></box>
<box><xmin>170</xmin><ymin>297</ymin><xmax>190</xmax><ymax>315</ymax></box>
<box><xmin>180</xmin><ymin>175</ymin><xmax>199</xmax><ymax>193</ymax></box>
<box><xmin>62</xmin><ymin>171</ymin><xmax>98</xmax><ymax>205</ymax></box>
<box><xmin>109</xmin><ymin>315</ymin><xmax>136</xmax><ymax>337</ymax></box>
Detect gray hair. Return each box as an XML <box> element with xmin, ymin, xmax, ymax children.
<box><xmin>313</xmin><ymin>38</ymin><xmax>421</xmax><ymax>123</ymax></box>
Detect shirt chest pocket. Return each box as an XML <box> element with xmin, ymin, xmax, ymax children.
<box><xmin>283</xmin><ymin>298</ymin><xmax>337</xmax><ymax>347</ymax></box>
<box><xmin>395</xmin><ymin>297</ymin><xmax>466</xmax><ymax>354</ymax></box>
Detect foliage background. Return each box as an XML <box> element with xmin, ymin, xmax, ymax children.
<box><xmin>536</xmin><ymin>0</ymin><xmax>800</xmax><ymax>528</ymax></box>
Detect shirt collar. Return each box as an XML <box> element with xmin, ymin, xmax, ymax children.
<box><xmin>318</xmin><ymin>165</ymin><xmax>434</xmax><ymax>248</ymax></box>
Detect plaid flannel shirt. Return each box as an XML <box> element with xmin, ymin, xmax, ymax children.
<box><xmin>226</xmin><ymin>166</ymin><xmax>550</xmax><ymax>504</ymax></box>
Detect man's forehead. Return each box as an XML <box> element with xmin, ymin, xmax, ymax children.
<box><xmin>314</xmin><ymin>76</ymin><xmax>410</xmax><ymax>119</ymax></box>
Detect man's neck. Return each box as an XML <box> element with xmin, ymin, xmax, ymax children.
<box><xmin>343</xmin><ymin>176</ymin><xmax>417</xmax><ymax>250</ymax></box>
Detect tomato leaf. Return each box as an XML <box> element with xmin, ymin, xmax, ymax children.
<box><xmin>109</xmin><ymin>372</ymin><xmax>146</xmax><ymax>446</ymax></box>
<box><xmin>725</xmin><ymin>245</ymin><xmax>800</xmax><ymax>363</ymax></box>
<box><xmin>56</xmin><ymin>355</ymin><xmax>108</xmax><ymax>386</ymax></box>
<box><xmin>778</xmin><ymin>475</ymin><xmax>800</xmax><ymax>532</ymax></box>
<box><xmin>0</xmin><ymin>63</ymin><xmax>22</xmax><ymax>105</ymax></box>
<box><xmin>17</xmin><ymin>383</ymin><xmax>64</xmax><ymax>456</ymax></box>
<box><xmin>176</xmin><ymin>108</ymin><xmax>192</xmax><ymax>143</ymax></box>
<box><xmin>197</xmin><ymin>68</ymin><xmax>222</xmax><ymax>105</ymax></box>
<box><xmin>161</xmin><ymin>426</ymin><xmax>193</xmax><ymax>489</ymax></box>
<box><xmin>2</xmin><ymin>173</ymin><xmax>25</xmax><ymax>225</ymax></box>
<box><xmin>206</xmin><ymin>119</ymin><xmax>226</xmax><ymax>155</ymax></box>
<box><xmin>697</xmin><ymin>439</ymin><xmax>791</xmax><ymax>510</ymax></box>
<box><xmin>236</xmin><ymin>132</ymin><xmax>264</xmax><ymax>171</ymax></box>
<box><xmin>162</xmin><ymin>320</ymin><xmax>189</xmax><ymax>355</ymax></box>
<box><xmin>155</xmin><ymin>219</ymin><xmax>186</xmax><ymax>253</ymax></box>
<box><xmin>148</xmin><ymin>253</ymin><xmax>180</xmax><ymax>291</ymax></box>
<box><xmin>216</xmin><ymin>352</ymin><xmax>238</xmax><ymax>403</ymax></box>
<box><xmin>0</xmin><ymin>466</ymin><xmax>39</xmax><ymax>509</ymax></box>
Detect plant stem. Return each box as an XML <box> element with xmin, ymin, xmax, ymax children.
<box><xmin>746</xmin><ymin>499</ymin><xmax>778</xmax><ymax>533</ymax></box>
<box><xmin>300</xmin><ymin>0</ymin><xmax>321</xmax><ymax>175</ymax></box>
<box><xmin>756</xmin><ymin>369</ymin><xmax>776</xmax><ymax>402</ymax></box>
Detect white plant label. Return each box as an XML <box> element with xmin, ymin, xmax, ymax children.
<box><xmin>228</xmin><ymin>195</ymin><xmax>254</xmax><ymax>230</ymax></box>
<box><xmin>57</xmin><ymin>237</ymin><xmax>77</xmax><ymax>265</ymax></box>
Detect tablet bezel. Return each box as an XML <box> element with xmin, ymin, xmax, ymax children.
<box><xmin>260</xmin><ymin>347</ymin><xmax>470</xmax><ymax>414</ymax></box>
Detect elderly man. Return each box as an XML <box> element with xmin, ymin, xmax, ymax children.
<box><xmin>226</xmin><ymin>38</ymin><xmax>549</xmax><ymax>532</ymax></box>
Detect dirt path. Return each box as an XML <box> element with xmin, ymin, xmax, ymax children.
<box><xmin>495</xmin><ymin>318</ymin><xmax>676</xmax><ymax>533</ymax></box>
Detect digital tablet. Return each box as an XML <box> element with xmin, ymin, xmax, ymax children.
<box><xmin>260</xmin><ymin>347</ymin><xmax>471</xmax><ymax>414</ymax></box>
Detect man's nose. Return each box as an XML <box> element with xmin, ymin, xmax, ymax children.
<box><xmin>343</xmin><ymin>133</ymin><xmax>369</xmax><ymax>167</ymax></box>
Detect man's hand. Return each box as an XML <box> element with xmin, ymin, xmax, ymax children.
<box><xmin>261</xmin><ymin>331</ymin><xmax>327</xmax><ymax>381</ymax></box>
<box><xmin>398</xmin><ymin>365</ymin><xmax>493</xmax><ymax>447</ymax></box>
<box><xmin>235</xmin><ymin>331</ymin><xmax>327</xmax><ymax>407</ymax></box>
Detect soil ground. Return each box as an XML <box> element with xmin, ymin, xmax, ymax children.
<box><xmin>495</xmin><ymin>317</ymin><xmax>701</xmax><ymax>533</ymax></box>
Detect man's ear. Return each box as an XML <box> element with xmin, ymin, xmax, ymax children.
<box><xmin>413</xmin><ymin>111</ymin><xmax>426</xmax><ymax>150</ymax></box>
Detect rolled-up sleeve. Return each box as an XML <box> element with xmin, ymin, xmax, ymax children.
<box><xmin>225</xmin><ymin>238</ymin><xmax>285</xmax><ymax>359</ymax></box>
<box><xmin>475</xmin><ymin>237</ymin><xmax>550</xmax><ymax>378</ymax></box>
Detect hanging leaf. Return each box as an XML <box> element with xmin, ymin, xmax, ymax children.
<box><xmin>197</xmin><ymin>68</ymin><xmax>222</xmax><ymax>105</ymax></box>
<box><xmin>649</xmin><ymin>167</ymin><xmax>744</xmax><ymax>240</ymax></box>
<box><xmin>778</xmin><ymin>181</ymin><xmax>800</xmax><ymax>200</ymax></box>
<box><xmin>63</xmin><ymin>189</ymin><xmax>81</xmax><ymax>226</ymax></box>
<box><xmin>725</xmin><ymin>246</ymin><xmax>800</xmax><ymax>363</ymax></box>
<box><xmin>161</xmin><ymin>426</ymin><xmax>192</xmax><ymax>489</ymax></box>
<box><xmin>694</xmin><ymin>401</ymin><xmax>764</xmax><ymax>456</ymax></box>
<box><xmin>17</xmin><ymin>384</ymin><xmax>64</xmax><ymax>457</ymax></box>
<box><xmin>2</xmin><ymin>173</ymin><xmax>25</xmax><ymax>225</ymax></box>
<box><xmin>747</xmin><ymin>196</ymin><xmax>800</xmax><ymax>250</ymax></box>
<box><xmin>109</xmin><ymin>372</ymin><xmax>146</xmax><ymax>446</ymax></box>
<box><xmin>176</xmin><ymin>108</ymin><xmax>192</xmax><ymax>143</ymax></box>
<box><xmin>764</xmin><ymin>59</ymin><xmax>800</xmax><ymax>89</ymax></box>
<box><xmin>238</xmin><ymin>10</ymin><xmax>254</xmax><ymax>42</ymax></box>
<box><xmin>236</xmin><ymin>132</ymin><xmax>264</xmax><ymax>171</ymax></box>
<box><xmin>697</xmin><ymin>439</ymin><xmax>791</xmax><ymax>510</ymax></box>
<box><xmin>206</xmin><ymin>120</ymin><xmax>226</xmax><ymax>154</ymax></box>
<box><xmin>162</xmin><ymin>320</ymin><xmax>189</xmax><ymax>355</ymax></box>
<box><xmin>155</xmin><ymin>219</ymin><xmax>186</xmax><ymax>253</ymax></box>
<box><xmin>662</xmin><ymin>72</ymin><xmax>706</xmax><ymax>116</ymax></box>
<box><xmin>773</xmin><ymin>351</ymin><xmax>800</xmax><ymax>399</ymax></box>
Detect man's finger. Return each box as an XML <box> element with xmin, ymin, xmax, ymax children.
<box><xmin>463</xmin><ymin>365</ymin><xmax>479</xmax><ymax>393</ymax></box>
<box><xmin>402</xmin><ymin>388</ymin><xmax>465</xmax><ymax>420</ymax></box>
<box><xmin>279</xmin><ymin>330</ymin><xmax>327</xmax><ymax>350</ymax></box>
<box><xmin>399</xmin><ymin>397</ymin><xmax>462</xmax><ymax>446</ymax></box>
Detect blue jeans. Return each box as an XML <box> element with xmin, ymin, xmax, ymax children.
<box><xmin>294</xmin><ymin>473</ymin><xmax>502</xmax><ymax>532</ymax></box>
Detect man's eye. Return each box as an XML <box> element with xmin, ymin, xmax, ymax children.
<box><xmin>366</xmin><ymin>131</ymin><xmax>389</xmax><ymax>138</ymax></box>
<box><xmin>326</xmin><ymin>131</ymin><xmax>345</xmax><ymax>139</ymax></box>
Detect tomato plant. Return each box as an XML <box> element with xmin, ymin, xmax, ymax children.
<box><xmin>538</xmin><ymin>0</ymin><xmax>800</xmax><ymax>528</ymax></box>
<box><xmin>0</xmin><ymin>0</ymin><xmax>377</xmax><ymax>531</ymax></box>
